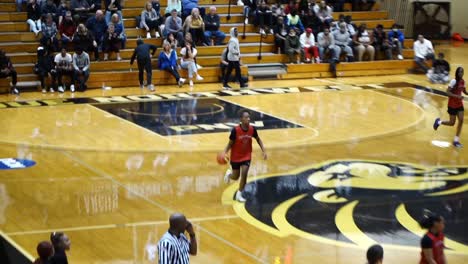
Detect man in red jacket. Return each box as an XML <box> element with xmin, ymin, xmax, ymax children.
<box><xmin>223</xmin><ymin>109</ymin><xmax>267</xmax><ymax>202</ymax></box>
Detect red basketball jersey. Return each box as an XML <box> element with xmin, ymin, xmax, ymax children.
<box><xmin>230</xmin><ymin>125</ymin><xmax>256</xmax><ymax>162</ymax></box>
<box><xmin>420</xmin><ymin>232</ymin><xmax>445</xmax><ymax>264</ymax></box>
<box><xmin>448</xmin><ymin>79</ymin><xmax>465</xmax><ymax>108</ymax></box>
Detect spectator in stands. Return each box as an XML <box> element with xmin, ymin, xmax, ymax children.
<box><xmin>41</xmin><ymin>0</ymin><xmax>58</xmax><ymax>22</ymax></box>
<box><xmin>242</xmin><ymin>0</ymin><xmax>257</xmax><ymax>24</ymax></box>
<box><xmin>165</xmin><ymin>0</ymin><xmax>181</xmax><ymax>17</ymax></box>
<box><xmin>373</xmin><ymin>24</ymin><xmax>391</xmax><ymax>60</ymax></box>
<box><xmin>220</xmin><ymin>47</ymin><xmax>249</xmax><ymax>85</ymax></box>
<box><xmin>159</xmin><ymin>42</ymin><xmax>186</xmax><ymax>87</ymax></box>
<box><xmin>419</xmin><ymin>213</ymin><xmax>445</xmax><ymax>264</ymax></box>
<box><xmin>50</xmin><ymin>232</ymin><xmax>71</xmax><ymax>264</ymax></box>
<box><xmin>16</xmin><ymin>0</ymin><xmax>28</xmax><ymax>12</ymax></box>
<box><xmin>0</xmin><ymin>50</ymin><xmax>19</xmax><ymax>95</ymax></box>
<box><xmin>57</xmin><ymin>0</ymin><xmax>70</xmax><ymax>25</ymax></box>
<box><xmin>333</xmin><ymin>22</ymin><xmax>354</xmax><ymax>62</ymax></box>
<box><xmin>286</xmin><ymin>9</ymin><xmax>304</xmax><ymax>34</ymax></box>
<box><xmin>284</xmin><ymin>0</ymin><xmax>298</xmax><ymax>15</ymax></box>
<box><xmin>428</xmin><ymin>52</ymin><xmax>450</xmax><ymax>84</ymax></box>
<box><xmin>297</xmin><ymin>0</ymin><xmax>310</xmax><ymax>16</ymax></box>
<box><xmin>302</xmin><ymin>8</ymin><xmax>322</xmax><ymax>38</ymax></box>
<box><xmin>86</xmin><ymin>10</ymin><xmax>107</xmax><ymax>61</ymax></box>
<box><xmin>273</xmin><ymin>16</ymin><xmax>288</xmax><ymax>54</ymax></box>
<box><xmin>223</xmin><ymin>27</ymin><xmax>247</xmax><ymax>89</ymax></box>
<box><xmin>72</xmin><ymin>46</ymin><xmax>90</xmax><ymax>91</ymax></box>
<box><xmin>366</xmin><ymin>244</ymin><xmax>384</xmax><ymax>264</ymax></box>
<box><xmin>41</xmin><ymin>13</ymin><xmax>59</xmax><ymax>52</ymax></box>
<box><xmin>103</xmin><ymin>24</ymin><xmax>121</xmax><ymax>61</ymax></box>
<box><xmin>141</xmin><ymin>1</ymin><xmax>162</xmax><ymax>39</ymax></box>
<box><xmin>33</xmin><ymin>241</ymin><xmax>54</xmax><ymax>264</ymax></box>
<box><xmin>26</xmin><ymin>0</ymin><xmax>42</xmax><ymax>36</ymax></box>
<box><xmin>300</xmin><ymin>28</ymin><xmax>320</xmax><ymax>63</ymax></box>
<box><xmin>333</xmin><ymin>14</ymin><xmax>355</xmax><ymax>36</ymax></box>
<box><xmin>74</xmin><ymin>23</ymin><xmax>98</xmax><ymax>60</ymax></box>
<box><xmin>54</xmin><ymin>47</ymin><xmax>74</xmax><ymax>92</ymax></box>
<box><xmin>182</xmin><ymin>0</ymin><xmax>204</xmax><ymax>20</ymax></box>
<box><xmin>35</xmin><ymin>46</ymin><xmax>57</xmax><ymax>93</ymax></box>
<box><xmin>104</xmin><ymin>0</ymin><xmax>122</xmax><ymax>24</ymax></box>
<box><xmin>256</xmin><ymin>1</ymin><xmax>273</xmax><ymax>35</ymax></box>
<box><xmin>352</xmin><ymin>0</ymin><xmax>375</xmax><ymax>11</ymax></box>
<box><xmin>204</xmin><ymin>6</ymin><xmax>225</xmax><ymax>46</ymax></box>
<box><xmin>58</xmin><ymin>11</ymin><xmax>76</xmax><ymax>48</ymax></box>
<box><xmin>71</xmin><ymin>0</ymin><xmax>91</xmax><ymax>22</ymax></box>
<box><xmin>285</xmin><ymin>28</ymin><xmax>303</xmax><ymax>64</ymax></box>
<box><xmin>313</xmin><ymin>0</ymin><xmax>333</xmax><ymax>26</ymax></box>
<box><xmin>151</xmin><ymin>0</ymin><xmax>161</xmax><ymax>14</ymax></box>
<box><xmin>414</xmin><ymin>34</ymin><xmax>435</xmax><ymax>73</ymax></box>
<box><xmin>328</xmin><ymin>0</ymin><xmax>346</xmax><ymax>12</ymax></box>
<box><xmin>165</xmin><ymin>32</ymin><xmax>179</xmax><ymax>49</ymax></box>
<box><xmin>87</xmin><ymin>0</ymin><xmax>101</xmax><ymax>12</ymax></box>
<box><xmin>354</xmin><ymin>23</ymin><xmax>374</xmax><ymax>61</ymax></box>
<box><xmin>180</xmin><ymin>41</ymin><xmax>203</xmax><ymax>88</ymax></box>
<box><xmin>271</xmin><ymin>3</ymin><xmax>285</xmax><ymax>22</ymax></box>
<box><xmin>388</xmin><ymin>23</ymin><xmax>404</xmax><ymax>60</ymax></box>
<box><xmin>131</xmin><ymin>39</ymin><xmax>157</xmax><ymax>90</ymax></box>
<box><xmin>165</xmin><ymin>9</ymin><xmax>184</xmax><ymax>45</ymax></box>
<box><xmin>109</xmin><ymin>13</ymin><xmax>126</xmax><ymax>49</ymax></box>
<box><xmin>183</xmin><ymin>8</ymin><xmax>205</xmax><ymax>47</ymax></box>
<box><xmin>317</xmin><ymin>27</ymin><xmax>339</xmax><ymax>62</ymax></box>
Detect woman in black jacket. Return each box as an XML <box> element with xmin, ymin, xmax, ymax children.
<box><xmin>26</xmin><ymin>0</ymin><xmax>42</xmax><ymax>35</ymax></box>
<box><xmin>36</xmin><ymin>46</ymin><xmax>57</xmax><ymax>93</ymax></box>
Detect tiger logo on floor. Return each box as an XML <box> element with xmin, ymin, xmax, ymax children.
<box><xmin>222</xmin><ymin>160</ymin><xmax>468</xmax><ymax>254</ymax></box>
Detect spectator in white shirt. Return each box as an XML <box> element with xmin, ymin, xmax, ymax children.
<box><xmin>414</xmin><ymin>34</ymin><xmax>435</xmax><ymax>73</ymax></box>
<box><xmin>313</xmin><ymin>1</ymin><xmax>333</xmax><ymax>25</ymax></box>
<box><xmin>300</xmin><ymin>28</ymin><xmax>320</xmax><ymax>63</ymax></box>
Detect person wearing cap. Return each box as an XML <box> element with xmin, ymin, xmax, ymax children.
<box><xmin>35</xmin><ymin>46</ymin><xmax>57</xmax><ymax>93</ymax></box>
<box><xmin>72</xmin><ymin>47</ymin><xmax>90</xmax><ymax>91</ymax></box>
<box><xmin>131</xmin><ymin>39</ymin><xmax>158</xmax><ymax>91</ymax></box>
<box><xmin>300</xmin><ymin>28</ymin><xmax>320</xmax><ymax>63</ymax></box>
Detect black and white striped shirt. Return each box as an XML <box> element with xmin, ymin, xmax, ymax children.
<box><xmin>158</xmin><ymin>231</ymin><xmax>191</xmax><ymax>264</ymax></box>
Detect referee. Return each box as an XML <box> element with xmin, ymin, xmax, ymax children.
<box><xmin>158</xmin><ymin>213</ymin><xmax>197</xmax><ymax>264</ymax></box>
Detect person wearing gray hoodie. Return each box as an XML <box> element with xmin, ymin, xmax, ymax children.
<box><xmin>223</xmin><ymin>27</ymin><xmax>247</xmax><ymax>89</ymax></box>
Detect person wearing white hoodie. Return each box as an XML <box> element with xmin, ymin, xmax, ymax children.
<box><xmin>223</xmin><ymin>27</ymin><xmax>247</xmax><ymax>89</ymax></box>
<box><xmin>300</xmin><ymin>28</ymin><xmax>320</xmax><ymax>63</ymax></box>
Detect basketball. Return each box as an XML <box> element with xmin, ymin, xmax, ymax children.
<box><xmin>217</xmin><ymin>152</ymin><xmax>228</xmax><ymax>165</ymax></box>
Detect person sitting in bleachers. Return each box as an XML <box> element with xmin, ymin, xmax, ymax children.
<box><xmin>284</xmin><ymin>0</ymin><xmax>298</xmax><ymax>15</ymax></box>
<box><xmin>242</xmin><ymin>0</ymin><xmax>257</xmax><ymax>24</ymax></box>
<box><xmin>103</xmin><ymin>24</ymin><xmax>122</xmax><ymax>61</ymax></box>
<box><xmin>58</xmin><ymin>11</ymin><xmax>76</xmax><ymax>49</ymax></box>
<box><xmin>273</xmin><ymin>16</ymin><xmax>288</xmax><ymax>54</ymax></box>
<box><xmin>286</xmin><ymin>9</ymin><xmax>305</xmax><ymax>34</ymax></box>
<box><xmin>104</xmin><ymin>0</ymin><xmax>122</xmax><ymax>24</ymax></box>
<box><xmin>158</xmin><ymin>42</ymin><xmax>186</xmax><ymax>87</ymax></box>
<box><xmin>165</xmin><ymin>32</ymin><xmax>179</xmax><ymax>49</ymax></box>
<box><xmin>256</xmin><ymin>1</ymin><xmax>273</xmax><ymax>35</ymax></box>
<box><xmin>151</xmin><ymin>0</ymin><xmax>161</xmax><ymax>15</ymax></box>
<box><xmin>317</xmin><ymin>27</ymin><xmax>339</xmax><ymax>63</ymax></box>
<box><xmin>333</xmin><ymin>14</ymin><xmax>355</xmax><ymax>37</ymax></box>
<box><xmin>301</xmin><ymin>8</ymin><xmax>322</xmax><ymax>38</ymax></box>
<box><xmin>353</xmin><ymin>23</ymin><xmax>374</xmax><ymax>61</ymax></box>
<box><xmin>428</xmin><ymin>52</ymin><xmax>450</xmax><ymax>84</ymax></box>
<box><xmin>54</xmin><ymin>47</ymin><xmax>74</xmax><ymax>92</ymax></box>
<box><xmin>372</xmin><ymin>24</ymin><xmax>391</xmax><ymax>60</ymax></box>
<box><xmin>73</xmin><ymin>23</ymin><xmax>98</xmax><ymax>60</ymax></box>
<box><xmin>165</xmin><ymin>0</ymin><xmax>181</xmax><ymax>17</ymax></box>
<box><xmin>72</xmin><ymin>47</ymin><xmax>90</xmax><ymax>91</ymax></box>
<box><xmin>313</xmin><ymin>0</ymin><xmax>333</xmax><ymax>26</ymax></box>
<box><xmin>35</xmin><ymin>46</ymin><xmax>57</xmax><ymax>93</ymax></box>
<box><xmin>165</xmin><ymin>9</ymin><xmax>184</xmax><ymax>45</ymax></box>
<box><xmin>180</xmin><ymin>41</ymin><xmax>203</xmax><ymax>88</ymax></box>
<box><xmin>388</xmin><ymin>23</ymin><xmax>404</xmax><ymax>60</ymax></box>
<box><xmin>182</xmin><ymin>0</ymin><xmax>205</xmax><ymax>20</ymax></box>
<box><xmin>26</xmin><ymin>0</ymin><xmax>42</xmax><ymax>36</ymax></box>
<box><xmin>300</xmin><ymin>28</ymin><xmax>320</xmax><ymax>63</ymax></box>
<box><xmin>333</xmin><ymin>22</ymin><xmax>354</xmax><ymax>62</ymax></box>
<box><xmin>285</xmin><ymin>28</ymin><xmax>303</xmax><ymax>64</ymax></box>
<box><xmin>41</xmin><ymin>0</ymin><xmax>57</xmax><ymax>23</ymax></box>
<box><xmin>57</xmin><ymin>0</ymin><xmax>70</xmax><ymax>25</ymax></box>
<box><xmin>413</xmin><ymin>34</ymin><xmax>435</xmax><ymax>73</ymax></box>
<box><xmin>87</xmin><ymin>0</ymin><xmax>101</xmax><ymax>12</ymax></box>
<box><xmin>86</xmin><ymin>10</ymin><xmax>107</xmax><ymax>61</ymax></box>
<box><xmin>204</xmin><ymin>6</ymin><xmax>225</xmax><ymax>46</ymax></box>
<box><xmin>109</xmin><ymin>13</ymin><xmax>126</xmax><ymax>49</ymax></box>
<box><xmin>70</xmin><ymin>0</ymin><xmax>90</xmax><ymax>22</ymax></box>
<box><xmin>41</xmin><ymin>13</ymin><xmax>59</xmax><ymax>52</ymax></box>
<box><xmin>140</xmin><ymin>1</ymin><xmax>162</xmax><ymax>39</ymax></box>
<box><xmin>183</xmin><ymin>8</ymin><xmax>205</xmax><ymax>47</ymax></box>
<box><xmin>0</xmin><ymin>50</ymin><xmax>19</xmax><ymax>95</ymax></box>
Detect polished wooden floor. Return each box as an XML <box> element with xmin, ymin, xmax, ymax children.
<box><xmin>0</xmin><ymin>44</ymin><xmax>468</xmax><ymax>264</ymax></box>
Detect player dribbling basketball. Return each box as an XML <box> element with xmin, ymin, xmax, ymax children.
<box><xmin>223</xmin><ymin>109</ymin><xmax>267</xmax><ymax>202</ymax></box>
<box><xmin>434</xmin><ymin>67</ymin><xmax>466</xmax><ymax>148</ymax></box>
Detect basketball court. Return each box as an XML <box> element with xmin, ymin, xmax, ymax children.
<box><xmin>0</xmin><ymin>43</ymin><xmax>467</xmax><ymax>263</ymax></box>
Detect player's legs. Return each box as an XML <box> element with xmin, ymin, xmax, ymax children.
<box><xmin>442</xmin><ymin>115</ymin><xmax>456</xmax><ymax>126</ymax></box>
<box><xmin>238</xmin><ymin>164</ymin><xmax>250</xmax><ymax>192</ymax></box>
<box><xmin>230</xmin><ymin>169</ymin><xmax>241</xmax><ymax>181</ymax></box>
<box><xmin>456</xmin><ymin>110</ymin><xmax>464</xmax><ymax>137</ymax></box>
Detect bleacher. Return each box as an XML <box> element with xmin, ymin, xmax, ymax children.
<box><xmin>0</xmin><ymin>0</ymin><xmax>417</xmax><ymax>93</ymax></box>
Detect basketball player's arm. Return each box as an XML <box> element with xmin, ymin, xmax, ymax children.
<box><xmin>253</xmin><ymin>129</ymin><xmax>267</xmax><ymax>160</ymax></box>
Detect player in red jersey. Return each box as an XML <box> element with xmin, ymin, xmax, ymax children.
<box><xmin>434</xmin><ymin>67</ymin><xmax>466</xmax><ymax>147</ymax></box>
<box><xmin>419</xmin><ymin>213</ymin><xmax>446</xmax><ymax>264</ymax></box>
<box><xmin>223</xmin><ymin>109</ymin><xmax>267</xmax><ymax>202</ymax></box>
